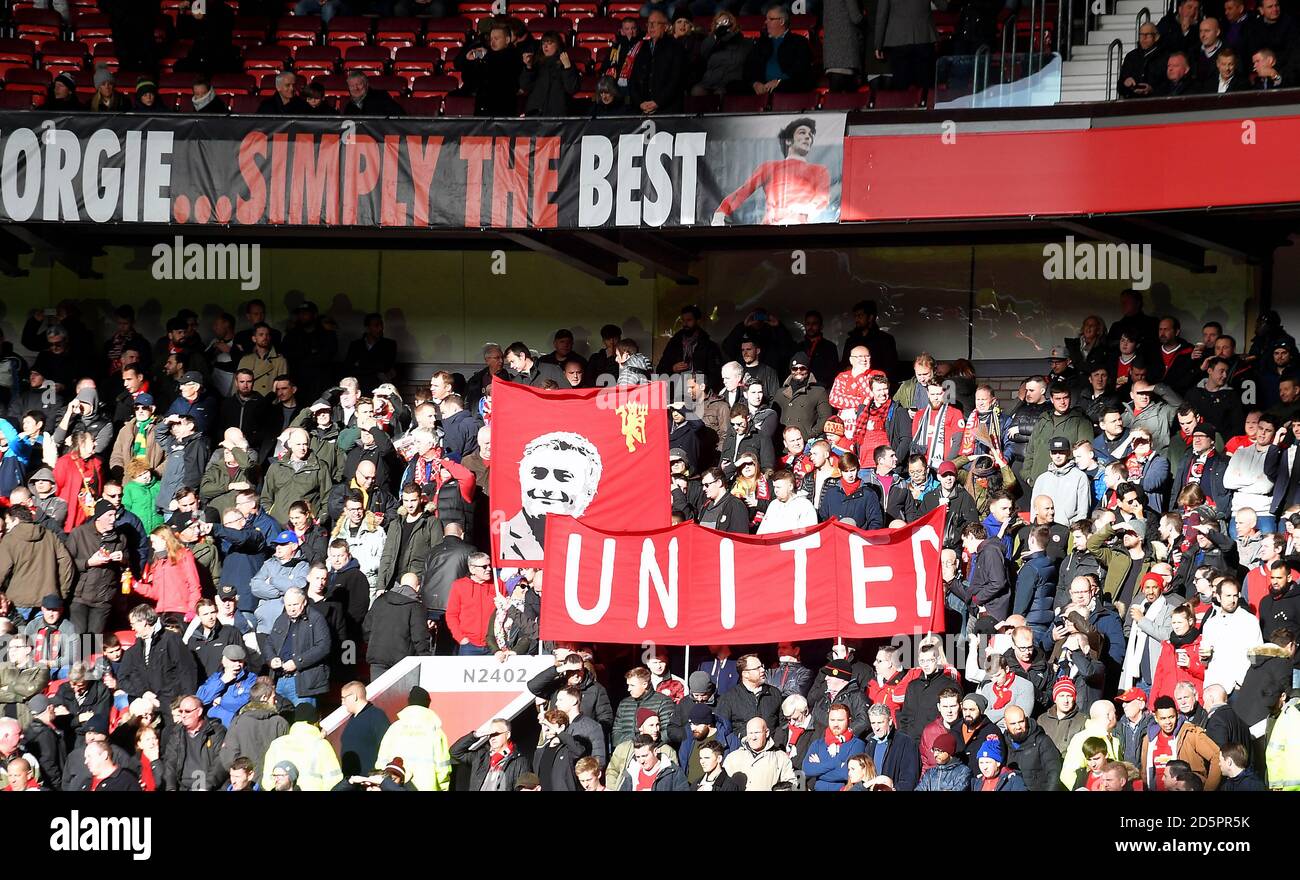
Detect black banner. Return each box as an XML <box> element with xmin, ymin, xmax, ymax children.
<box><xmin>0</xmin><ymin>111</ymin><xmax>844</xmax><ymax>230</ymax></box>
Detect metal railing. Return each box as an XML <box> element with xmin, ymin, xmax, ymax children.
<box><xmin>973</xmin><ymin>43</ymin><xmax>992</xmax><ymax>96</ymax></box>
<box><xmin>1058</xmin><ymin>0</ymin><xmax>1074</xmax><ymax>61</ymax></box>
<box><xmin>1000</xmin><ymin>10</ymin><xmax>1019</xmax><ymax>85</ymax></box>
<box><xmin>1136</xmin><ymin>7</ymin><xmax>1152</xmax><ymax>43</ymax></box>
<box><xmin>1105</xmin><ymin>37</ymin><xmax>1123</xmax><ymax>100</ymax></box>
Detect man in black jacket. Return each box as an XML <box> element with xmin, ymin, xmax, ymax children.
<box><xmin>629</xmin><ymin>10</ymin><xmax>686</xmax><ymax>114</ymax></box>
<box><xmin>117</xmin><ymin>605</ymin><xmax>198</xmax><ymax>718</ymax></box>
<box><xmin>898</xmin><ymin>642</ymin><xmax>961</xmax><ymax>741</ymax></box>
<box><xmin>1202</xmin><ymin>684</ymin><xmax>1252</xmax><ymax>751</ymax></box>
<box><xmin>745</xmin><ymin>6</ymin><xmax>814</xmax><ymax>95</ymax></box>
<box><xmin>257</xmin><ymin>71</ymin><xmax>311</xmax><ymax>114</ymax></box>
<box><xmin>163</xmin><ymin>695</ymin><xmax>228</xmax><ymax>791</ymax></box>
<box><xmin>363</xmin><ymin>573</ymin><xmax>433</xmax><ymax>679</ymax></box>
<box><xmin>695</xmin><ymin>467</ymin><xmax>751</xmax><ymax>534</ymax></box>
<box><xmin>657</xmin><ymin>306</ymin><xmax>724</xmax><ymax>389</ymax></box>
<box><xmin>1003</xmin><ymin>705</ymin><xmax>1063</xmax><ymax>791</ymax></box>
<box><xmin>718</xmin><ymin>653</ymin><xmax>783</xmax><ymax>735</ymax></box>
<box><xmin>421</xmin><ymin>522</ymin><xmax>475</xmax><ymax>654</ymax></box>
<box><xmin>341</xmin><ymin>71</ymin><xmax>404</xmax><ymax>116</ymax></box>
<box><xmin>457</xmin><ymin>23</ymin><xmax>524</xmax><ymax>117</ymax></box>
<box><xmin>863</xmin><ymin>703</ymin><xmax>921</xmax><ymax>791</ymax></box>
<box><xmin>267</xmin><ymin>588</ymin><xmax>332</xmax><ymax>706</ymax></box>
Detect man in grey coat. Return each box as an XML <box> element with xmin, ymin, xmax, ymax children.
<box><xmin>874</xmin><ymin>0</ymin><xmax>943</xmax><ymax>89</ymax></box>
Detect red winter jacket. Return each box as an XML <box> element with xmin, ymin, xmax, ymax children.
<box><xmin>133</xmin><ymin>551</ymin><xmax>203</xmax><ymax>621</ymax></box>
<box><xmin>53</xmin><ymin>453</ymin><xmax>103</xmax><ymax>533</ymax></box>
<box><xmin>1150</xmin><ymin>633</ymin><xmax>1205</xmax><ymax>706</ymax></box>
<box><xmin>445</xmin><ymin>576</ymin><xmax>497</xmax><ymax>648</ymax></box>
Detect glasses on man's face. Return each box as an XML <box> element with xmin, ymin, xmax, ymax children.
<box><xmin>700</xmin><ymin>479</ymin><xmax>716</xmax><ymax>488</ymax></box>
<box><xmin>790</xmin><ymin>367</ymin><xmax>809</xmax><ymax>374</ymax></box>
<box><xmin>731</xmin><ymin>422</ymin><xmax>745</xmax><ymax>429</ymax></box>
<box><xmin>469</xmin><ymin>563</ymin><xmax>490</xmax><ymax>570</ymax></box>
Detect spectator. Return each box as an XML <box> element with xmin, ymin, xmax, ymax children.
<box><xmin>747</xmin><ymin>6</ymin><xmax>814</xmax><ymax>95</ymax></box>
<box><xmin>376</xmin><ymin>686</ymin><xmax>453</xmax><ymax>791</ymax></box>
<box><xmin>341</xmin><ymin>71</ymin><xmax>404</xmax><ymax>116</ymax></box>
<box><xmin>258</xmin><ymin>71</ymin><xmax>311</xmax><ymax>114</ymax></box>
<box><xmin>450</xmin><ymin>716</ymin><xmax>532</xmax><ymax>791</ymax></box>
<box><xmin>692</xmin><ymin>11</ymin><xmax>752</xmax><ymax>96</ymax></box>
<box><xmin>260</xmin><ymin>703</ymin><xmax>343</xmax><ymax>791</ymax></box>
<box><xmin>458</xmin><ymin>22</ymin><xmax>525</xmax><ymax>117</ymax></box>
<box><xmin>0</xmin><ymin>505</ymin><xmax>75</xmax><ymax>620</ymax></box>
<box><xmin>90</xmin><ymin>66</ymin><xmax>132</xmax><ymax>112</ymax></box>
<box><xmin>521</xmin><ymin>32</ymin><xmax>579</xmax><ymax>116</ymax></box>
<box><xmin>266</xmin><ymin>588</ymin><xmax>332</xmax><ymax>707</ymax></box>
<box><xmin>630</xmin><ymin>10</ymin><xmax>687</xmax><ymax>114</ymax></box>
<box><xmin>822</xmin><ymin>0</ymin><xmax>866</xmax><ymax>92</ymax></box>
<box><xmin>364</xmin><ymin>572</ymin><xmax>433</xmax><ymax>679</ymax></box>
<box><xmin>873</xmin><ymin>0</ymin><xmax>938</xmax><ymax>90</ymax></box>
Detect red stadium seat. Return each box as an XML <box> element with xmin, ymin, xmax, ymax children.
<box><xmin>376</xmin><ymin>16</ymin><xmax>422</xmax><ymax>51</ymax></box>
<box><xmin>423</xmin><ymin>17</ymin><xmax>470</xmax><ymax>50</ymax></box>
<box><xmin>313</xmin><ymin>73</ymin><xmax>350</xmax><ymax>97</ymax></box>
<box><xmin>212</xmin><ymin>72</ymin><xmax>256</xmax><ymax>96</ymax></box>
<box><xmin>788</xmin><ymin>13</ymin><xmax>816</xmax><ymax>39</ymax></box>
<box><xmin>4</xmin><ymin>67</ymin><xmax>53</xmax><ymax>99</ymax></box>
<box><xmin>818</xmin><ymin>90</ymin><xmax>870</xmax><ymax>111</ymax></box>
<box><xmin>160</xmin><ymin>0</ymin><xmax>188</xmax><ymax>25</ymax></box>
<box><xmin>242</xmin><ymin>44</ymin><xmax>291</xmax><ymax>75</ymax></box>
<box><xmin>410</xmin><ymin>73</ymin><xmax>459</xmax><ymax>96</ymax></box>
<box><xmin>14</xmin><ymin>9</ymin><xmax>64</xmax><ymax>51</ymax></box>
<box><xmin>573</xmin><ymin>71</ymin><xmax>598</xmax><ymax>96</ymax></box>
<box><xmin>343</xmin><ymin>45</ymin><xmax>389</xmax><ymax>75</ymax></box>
<box><xmin>398</xmin><ymin>95</ymin><xmax>442</xmax><ymax>116</ymax></box>
<box><xmin>870</xmin><ymin>83</ymin><xmax>924</xmax><ymax>109</ymax></box>
<box><xmin>605</xmin><ymin>1</ymin><xmax>641</xmax><ymax>15</ymax></box>
<box><xmin>158</xmin><ymin>39</ymin><xmax>193</xmax><ymax>74</ymax></box>
<box><xmin>557</xmin><ymin>1</ymin><xmax>598</xmax><ymax>19</ymax></box>
<box><xmin>0</xmin><ymin>90</ymin><xmax>35</xmax><ymax>110</ymax></box>
<box><xmin>293</xmin><ymin>44</ymin><xmax>340</xmax><ymax>75</ymax></box>
<box><xmin>326</xmin><ymin>15</ymin><xmax>372</xmax><ymax>50</ymax></box>
<box><xmin>721</xmin><ymin>93</ymin><xmax>768</xmax><ymax>113</ymax></box>
<box><xmin>232</xmin><ymin>15</ymin><xmax>272</xmax><ymax>48</ymax></box>
<box><xmin>459</xmin><ymin>2</ymin><xmax>495</xmax><ymax>26</ymax></box>
<box><xmin>91</xmin><ymin>41</ymin><xmax>119</xmax><ymax>71</ymax></box>
<box><xmin>158</xmin><ymin>71</ymin><xmax>193</xmax><ymax>95</ymax></box>
<box><xmin>441</xmin><ymin>93</ymin><xmax>476</xmax><ymax>116</ymax></box>
<box><xmin>737</xmin><ymin>15</ymin><xmax>763</xmax><ymax>37</ymax></box>
<box><xmin>684</xmin><ymin>93</ymin><xmax>721</xmax><ymax>113</ymax></box>
<box><xmin>393</xmin><ymin>46</ymin><xmax>442</xmax><ymax>86</ymax></box>
<box><xmin>228</xmin><ymin>93</ymin><xmax>262</xmax><ymax>113</ymax></box>
<box><xmin>367</xmin><ymin>73</ymin><xmax>407</xmax><ymax>95</ymax></box>
<box><xmin>508</xmin><ymin>3</ymin><xmax>550</xmax><ymax>16</ymax></box>
<box><xmin>0</xmin><ymin>39</ymin><xmax>37</xmax><ymax>78</ymax></box>
<box><xmin>529</xmin><ymin>17</ymin><xmax>574</xmax><ymax>35</ymax></box>
<box><xmin>575</xmin><ymin>16</ymin><xmax>617</xmax><ymax>50</ymax></box>
<box><xmin>73</xmin><ymin>13</ymin><xmax>115</xmax><ymax>49</ymax></box>
<box><xmin>769</xmin><ymin>90</ymin><xmax>817</xmax><ymax>112</ymax></box>
<box><xmin>40</xmin><ymin>40</ymin><xmax>90</xmax><ymax>76</ymax></box>
<box><xmin>275</xmin><ymin>15</ymin><xmax>323</xmax><ymax>49</ymax></box>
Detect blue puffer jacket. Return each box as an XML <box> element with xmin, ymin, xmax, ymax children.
<box><xmin>970</xmin><ymin>767</ymin><xmax>1028</xmax><ymax>791</ymax></box>
<box><xmin>916</xmin><ymin>759</ymin><xmax>973</xmax><ymax>791</ymax></box>
<box><xmin>1013</xmin><ymin>551</ymin><xmax>1058</xmax><ymax>628</ymax></box>
<box><xmin>802</xmin><ymin>735</ymin><xmax>867</xmax><ymax>791</ymax></box>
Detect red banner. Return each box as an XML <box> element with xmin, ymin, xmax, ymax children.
<box><xmin>540</xmin><ymin>507</ymin><xmax>946</xmax><ymax>645</ymax></box>
<box><xmin>489</xmin><ymin>380</ymin><xmax>670</xmax><ymax>567</ymax></box>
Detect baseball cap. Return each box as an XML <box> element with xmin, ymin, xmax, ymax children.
<box><xmin>180</xmin><ymin>371</ymin><xmax>204</xmax><ymax>386</ymax></box>
<box><xmin>216</xmin><ymin>584</ymin><xmax>238</xmax><ymax>602</ymax></box>
<box><xmin>28</xmin><ymin>695</ymin><xmax>49</xmax><ymax>714</ymax></box>
<box><xmin>1116</xmin><ymin>687</ymin><xmax>1147</xmax><ymax>703</ymax></box>
<box><xmin>668</xmin><ymin>447</ymin><xmax>687</xmax><ymax>462</ymax></box>
<box><xmin>1047</xmin><ymin>346</ymin><xmax>1069</xmax><ymax>361</ymax></box>
<box><xmin>937</xmin><ymin>461</ymin><xmax>957</xmax><ymax>477</ymax></box>
<box><xmin>271</xmin><ymin>529</ymin><xmax>300</xmax><ymax>546</ymax></box>
<box><xmin>1114</xmin><ymin>519</ymin><xmax>1147</xmax><ymax>539</ymax></box>
<box><xmin>309</xmin><ymin>400</ymin><xmax>332</xmax><ymax>414</ymax></box>
<box><xmin>1049</xmin><ymin>436</ymin><xmax>1070</xmax><ymax>453</ymax></box>
<box><xmin>166</xmin><ymin>511</ymin><xmax>198</xmax><ymax>532</ymax></box>
<box><xmin>134</xmin><ymin>392</ymin><xmax>155</xmax><ymax>408</ymax></box>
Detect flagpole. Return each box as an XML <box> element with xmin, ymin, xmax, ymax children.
<box><xmin>684</xmin><ymin>645</ymin><xmax>691</xmax><ymax>682</ymax></box>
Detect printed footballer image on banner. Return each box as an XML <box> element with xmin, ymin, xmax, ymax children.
<box><xmin>540</xmin><ymin>506</ymin><xmax>946</xmax><ymax>645</ymax></box>
<box><xmin>703</xmin><ymin>112</ymin><xmax>844</xmax><ymax>227</ymax></box>
<box><xmin>489</xmin><ymin>380</ymin><xmax>670</xmax><ymax>567</ymax></box>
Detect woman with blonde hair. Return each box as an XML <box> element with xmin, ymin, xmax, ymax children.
<box><xmin>131</xmin><ymin>526</ymin><xmax>203</xmax><ymax>621</ymax></box>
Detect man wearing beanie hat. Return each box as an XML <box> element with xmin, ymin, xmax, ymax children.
<box><xmin>269</xmin><ymin>760</ymin><xmax>300</xmax><ymax>791</ymax></box>
<box><xmin>669</xmin><ymin>670</ymin><xmax>731</xmax><ymax>752</ymax></box>
<box><xmin>1040</xmin><ymin>677</ymin><xmax>1087</xmax><ymax>757</ymax></box>
<box><xmin>678</xmin><ymin>701</ymin><xmax>722</xmax><ymax>783</ymax></box>
<box><xmin>605</xmin><ymin>706</ymin><xmax>674</xmax><ymax>788</ymax></box>
<box><xmin>957</xmin><ymin>693</ymin><xmax>1006</xmax><ymax>773</ymax></box>
<box><xmin>46</xmin><ymin>71</ymin><xmax>83</xmax><ymax>111</ymax></box>
<box><xmin>777</xmin><ymin>350</ymin><xmax>833</xmax><ymax>441</ymax></box>
<box><xmin>134</xmin><ymin>77</ymin><xmax>164</xmax><ymax>111</ymax></box>
<box><xmin>65</xmin><ymin>498</ymin><xmax>129</xmax><ymax>639</ymax></box>
<box><xmin>260</xmin><ymin>701</ymin><xmax>343</xmax><ymax>792</ymax></box>
<box><xmin>916</xmin><ymin>729</ymin><xmax>973</xmax><ymax>791</ymax></box>
<box><xmin>971</xmin><ymin>734</ymin><xmax>1026</xmax><ymax>790</ymax></box>
<box><xmin>376</xmin><ymin>686</ymin><xmax>452</xmax><ymax>792</ymax></box>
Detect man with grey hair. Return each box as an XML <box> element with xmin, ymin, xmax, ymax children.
<box><xmin>1174</xmin><ymin>679</ymin><xmax>1209</xmax><ymax>728</ymax></box>
<box><xmin>772</xmin><ymin>692</ymin><xmax>818</xmax><ymax>769</ymax></box>
<box><xmin>117</xmin><ymin>603</ymin><xmax>196</xmax><ymax>713</ymax></box>
<box><xmin>720</xmin><ymin>361</ymin><xmax>746</xmax><ymax>410</ymax></box>
<box><xmin>343</xmin><ymin>69</ymin><xmax>404</xmax><ymax>115</ymax></box>
<box><xmin>258</xmin><ymin>70</ymin><xmax>311</xmax><ymax>114</ymax></box>
<box><xmin>501</xmin><ymin>432</ymin><xmax>603</xmax><ymax>562</ymax></box>
<box><xmin>445</xmin><ymin>553</ymin><xmax>496</xmax><ymax>656</ymax></box>
<box><xmin>266</xmin><ymin>587</ymin><xmax>332</xmax><ymax>706</ymax></box>
<box><xmin>863</xmin><ymin>701</ymin><xmax>920</xmax><ymax>791</ymax></box>
<box><xmin>467</xmin><ymin>343</ymin><xmax>504</xmax><ymax>411</ymax></box>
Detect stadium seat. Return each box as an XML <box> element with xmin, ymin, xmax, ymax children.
<box><xmin>509</xmin><ymin>2</ymin><xmax>550</xmax><ymax>20</ymax></box>
<box><xmin>243</xmin><ymin>44</ymin><xmax>291</xmax><ymax>75</ymax></box>
<box><xmin>769</xmin><ymin>90</ymin><xmax>817</xmax><ymax>112</ymax></box>
<box><xmin>459</xmin><ymin>2</ymin><xmax>496</xmax><ymax>26</ymax></box>
<box><xmin>737</xmin><ymin>15</ymin><xmax>763</xmax><ymax>37</ymax></box>
<box><xmin>376</xmin><ymin>16</ymin><xmax>422</xmax><ymax>52</ymax></box>
<box><xmin>573</xmin><ymin>71</ymin><xmax>598</xmax><ymax>96</ymax></box>
<box><xmin>819</xmin><ymin>90</ymin><xmax>870</xmax><ymax>111</ymax></box>
<box><xmin>326</xmin><ymin>15</ymin><xmax>372</xmax><ymax>50</ymax></box>
<box><xmin>158</xmin><ymin>40</ymin><xmax>194</xmax><ymax>74</ymax></box>
<box><xmin>789</xmin><ymin>14</ymin><xmax>817</xmax><ymax>39</ymax></box>
<box><xmin>158</xmin><ymin>71</ymin><xmax>193</xmax><ymax>95</ymax></box>
<box><xmin>313</xmin><ymin>73</ymin><xmax>350</xmax><ymax>97</ymax></box>
<box><xmin>14</xmin><ymin>8</ymin><xmax>64</xmax><ymax>51</ymax></box>
<box><xmin>0</xmin><ymin>38</ymin><xmax>37</xmax><ymax>78</ymax></box>
<box><xmin>293</xmin><ymin>44</ymin><xmax>341</xmax><ymax>76</ymax></box>
<box><xmin>410</xmin><ymin>73</ymin><xmax>459</xmax><ymax>97</ymax></box>
<box><xmin>722</xmin><ymin>93</ymin><xmax>768</xmax><ymax>113</ymax></box>
<box><xmin>3</xmin><ymin>67</ymin><xmax>53</xmax><ymax>99</ymax></box>
<box><xmin>684</xmin><ymin>93</ymin><xmax>721</xmax><ymax>113</ymax></box>
<box><xmin>0</xmin><ymin>90</ymin><xmax>35</xmax><ymax>110</ymax></box>
<box><xmin>441</xmin><ymin>93</ymin><xmax>476</xmax><ymax>116</ymax></box>
<box><xmin>565</xmin><ymin>44</ymin><xmax>592</xmax><ymax>69</ymax></box>
<box><xmin>73</xmin><ymin>13</ymin><xmax>115</xmax><ymax>49</ymax></box>
<box><xmin>367</xmin><ymin>73</ymin><xmax>407</xmax><ymax>96</ymax></box>
<box><xmin>91</xmin><ymin>41</ymin><xmax>119</xmax><ymax>71</ymax></box>
<box><xmin>212</xmin><ymin>72</ymin><xmax>256</xmax><ymax>97</ymax></box>
<box><xmin>393</xmin><ymin>46</ymin><xmax>442</xmax><ymax>87</ymax></box>
<box><xmin>40</xmin><ymin>39</ymin><xmax>89</xmax><ymax>76</ymax></box>
<box><xmin>529</xmin><ymin>17</ymin><xmax>575</xmax><ymax>35</ymax></box>
<box><xmin>423</xmin><ymin>17</ymin><xmax>470</xmax><ymax>50</ymax></box>
<box><xmin>228</xmin><ymin>93</ymin><xmax>262</xmax><ymax>113</ymax></box>
<box><xmin>557</xmin><ymin>1</ymin><xmax>598</xmax><ymax>19</ymax></box>
<box><xmin>870</xmin><ymin>83</ymin><xmax>924</xmax><ymax>109</ymax></box>
<box><xmin>343</xmin><ymin>45</ymin><xmax>389</xmax><ymax>75</ymax></box>
<box><xmin>232</xmin><ymin>15</ymin><xmax>272</xmax><ymax>48</ymax></box>
<box><xmin>275</xmin><ymin>15</ymin><xmax>323</xmax><ymax>50</ymax></box>
<box><xmin>398</xmin><ymin>95</ymin><xmax>442</xmax><ymax>116</ymax></box>
<box><xmin>575</xmin><ymin>16</ymin><xmax>617</xmax><ymax>51</ymax></box>
<box><xmin>160</xmin><ymin>0</ymin><xmax>188</xmax><ymax>24</ymax></box>
<box><xmin>606</xmin><ymin>1</ymin><xmax>641</xmax><ymax>15</ymax></box>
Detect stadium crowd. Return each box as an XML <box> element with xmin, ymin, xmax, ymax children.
<box><xmin>0</xmin><ymin>289</ymin><xmax>1296</xmax><ymax>792</ymax></box>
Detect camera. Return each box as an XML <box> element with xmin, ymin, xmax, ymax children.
<box><xmin>754</xmin><ymin>309</ymin><xmax>768</xmax><ymax>323</ymax></box>
<box><xmin>715</xmin><ymin>22</ymin><xmax>731</xmax><ymax>35</ymax></box>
